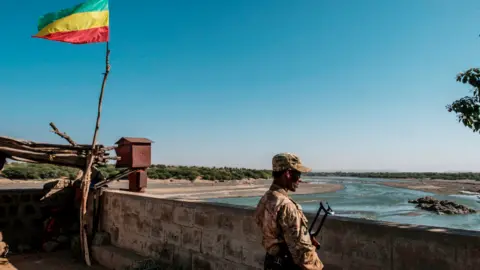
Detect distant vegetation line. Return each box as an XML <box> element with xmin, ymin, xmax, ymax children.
<box><xmin>2</xmin><ymin>162</ymin><xmax>479</xmax><ymax>181</ymax></box>
<box><xmin>307</xmin><ymin>172</ymin><xmax>480</xmax><ymax>181</ymax></box>
<box><xmin>0</xmin><ymin>162</ymin><xmax>272</xmax><ymax>181</ymax></box>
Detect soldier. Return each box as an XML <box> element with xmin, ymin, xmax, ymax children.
<box><xmin>254</xmin><ymin>153</ymin><xmax>324</xmax><ymax>270</ymax></box>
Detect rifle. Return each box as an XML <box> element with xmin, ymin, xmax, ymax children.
<box><xmin>308</xmin><ymin>201</ymin><xmax>334</xmax><ymax>250</ymax></box>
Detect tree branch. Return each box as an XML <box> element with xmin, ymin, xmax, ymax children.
<box><xmin>49</xmin><ymin>122</ymin><xmax>78</xmax><ymax>146</ymax></box>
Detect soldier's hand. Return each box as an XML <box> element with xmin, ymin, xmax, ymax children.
<box><xmin>310</xmin><ymin>235</ymin><xmax>320</xmax><ymax>250</ymax></box>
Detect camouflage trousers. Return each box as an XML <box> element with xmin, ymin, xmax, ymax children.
<box><xmin>264</xmin><ymin>253</ymin><xmax>302</xmax><ymax>270</ymax></box>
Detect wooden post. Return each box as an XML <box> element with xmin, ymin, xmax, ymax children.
<box><xmin>79</xmin><ymin>42</ymin><xmax>111</xmax><ymax>266</ymax></box>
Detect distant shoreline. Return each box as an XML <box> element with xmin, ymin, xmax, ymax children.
<box><xmin>306</xmin><ymin>174</ymin><xmax>480</xmax><ymax>195</ymax></box>
<box><xmin>377</xmin><ymin>179</ymin><xmax>480</xmax><ymax>195</ymax></box>
<box><xmin>306</xmin><ymin>172</ymin><xmax>480</xmax><ymax>182</ymax></box>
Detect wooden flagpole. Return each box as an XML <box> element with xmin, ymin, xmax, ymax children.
<box><xmin>79</xmin><ymin>41</ymin><xmax>110</xmax><ymax>266</ymax></box>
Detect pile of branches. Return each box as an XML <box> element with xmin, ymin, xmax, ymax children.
<box><xmin>0</xmin><ymin>122</ymin><xmax>120</xmax><ymax>266</ymax></box>
<box><xmin>0</xmin><ymin>123</ymin><xmax>115</xmax><ymax>170</ymax></box>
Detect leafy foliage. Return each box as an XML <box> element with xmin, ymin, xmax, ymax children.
<box><xmin>0</xmin><ymin>162</ymin><xmax>271</xmax><ymax>181</ymax></box>
<box><xmin>306</xmin><ymin>171</ymin><xmax>480</xmax><ymax>181</ymax></box>
<box><xmin>146</xmin><ymin>164</ymin><xmax>271</xmax><ymax>181</ymax></box>
<box><xmin>446</xmin><ymin>68</ymin><xmax>480</xmax><ymax>132</ymax></box>
<box><xmin>0</xmin><ymin>162</ymin><xmax>79</xmax><ymax>180</ymax></box>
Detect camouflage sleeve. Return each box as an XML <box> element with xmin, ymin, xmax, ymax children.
<box><xmin>278</xmin><ymin>203</ymin><xmax>324</xmax><ymax>270</ymax></box>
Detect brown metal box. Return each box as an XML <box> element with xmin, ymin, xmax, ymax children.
<box><xmin>115</xmin><ymin>137</ymin><xmax>153</xmax><ymax>168</ymax></box>
<box><xmin>128</xmin><ymin>170</ymin><xmax>148</xmax><ymax>192</ymax></box>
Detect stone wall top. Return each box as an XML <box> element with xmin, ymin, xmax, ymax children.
<box><xmin>105</xmin><ymin>189</ymin><xmax>480</xmax><ymax>238</ymax></box>
<box><xmin>102</xmin><ymin>189</ymin><xmax>480</xmax><ymax>269</ymax></box>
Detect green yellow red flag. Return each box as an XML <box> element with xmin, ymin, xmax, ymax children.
<box><xmin>33</xmin><ymin>0</ymin><xmax>109</xmax><ymax>44</ymax></box>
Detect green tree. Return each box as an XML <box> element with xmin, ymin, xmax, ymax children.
<box><xmin>446</xmin><ymin>68</ymin><xmax>480</xmax><ymax>132</ymax></box>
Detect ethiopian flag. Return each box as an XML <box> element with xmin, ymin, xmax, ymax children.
<box><xmin>33</xmin><ymin>0</ymin><xmax>109</xmax><ymax>44</ymax></box>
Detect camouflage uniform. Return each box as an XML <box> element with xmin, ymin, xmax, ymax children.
<box><xmin>254</xmin><ymin>153</ymin><xmax>324</xmax><ymax>270</ymax></box>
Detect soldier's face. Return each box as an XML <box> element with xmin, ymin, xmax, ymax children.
<box><xmin>285</xmin><ymin>169</ymin><xmax>302</xmax><ymax>191</ymax></box>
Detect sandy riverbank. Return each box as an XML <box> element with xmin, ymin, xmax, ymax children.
<box><xmin>0</xmin><ymin>178</ymin><xmax>345</xmax><ymax>200</ymax></box>
<box><xmin>2</xmin><ymin>176</ymin><xmax>479</xmax><ymax>199</ymax></box>
<box><xmin>142</xmin><ymin>179</ymin><xmax>344</xmax><ymax>200</ymax></box>
<box><xmin>379</xmin><ymin>179</ymin><xmax>480</xmax><ymax>195</ymax></box>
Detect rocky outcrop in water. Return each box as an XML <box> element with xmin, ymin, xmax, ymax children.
<box><xmin>408</xmin><ymin>196</ymin><xmax>477</xmax><ymax>215</ymax></box>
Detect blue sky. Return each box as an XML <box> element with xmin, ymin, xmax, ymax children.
<box><xmin>1</xmin><ymin>0</ymin><xmax>480</xmax><ymax>171</ymax></box>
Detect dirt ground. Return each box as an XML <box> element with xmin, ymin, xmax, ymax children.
<box><xmin>380</xmin><ymin>179</ymin><xmax>480</xmax><ymax>195</ymax></box>
<box><xmin>0</xmin><ymin>251</ymin><xmax>106</xmax><ymax>270</ymax></box>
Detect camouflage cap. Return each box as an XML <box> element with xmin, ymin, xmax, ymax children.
<box><xmin>272</xmin><ymin>153</ymin><xmax>312</xmax><ymax>173</ymax></box>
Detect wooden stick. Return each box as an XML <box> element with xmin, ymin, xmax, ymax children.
<box><xmin>0</xmin><ymin>147</ymin><xmax>84</xmax><ymax>159</ymax></box>
<box><xmin>49</xmin><ymin>122</ymin><xmax>78</xmax><ymax>146</ymax></box>
<box><xmin>0</xmin><ymin>146</ymin><xmax>82</xmax><ymax>157</ymax></box>
<box><xmin>6</xmin><ymin>156</ymin><xmax>38</xmax><ymax>164</ymax></box>
<box><xmin>80</xmin><ymin>41</ymin><xmax>111</xmax><ymax>267</ymax></box>
<box><xmin>0</xmin><ymin>142</ymin><xmax>85</xmax><ymax>154</ymax></box>
<box><xmin>0</xmin><ymin>136</ymin><xmax>97</xmax><ymax>152</ymax></box>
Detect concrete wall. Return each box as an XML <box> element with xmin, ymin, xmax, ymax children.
<box><xmin>98</xmin><ymin>190</ymin><xmax>480</xmax><ymax>270</ymax></box>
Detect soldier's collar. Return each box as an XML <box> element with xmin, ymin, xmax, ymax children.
<box><xmin>269</xmin><ymin>183</ymin><xmax>289</xmax><ymax>196</ymax></box>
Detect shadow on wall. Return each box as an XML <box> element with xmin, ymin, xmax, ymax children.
<box><xmin>0</xmin><ymin>179</ymin><xmax>81</xmax><ymax>254</ymax></box>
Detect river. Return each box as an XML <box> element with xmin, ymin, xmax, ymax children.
<box><xmin>206</xmin><ymin>176</ymin><xmax>480</xmax><ymax>232</ymax></box>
